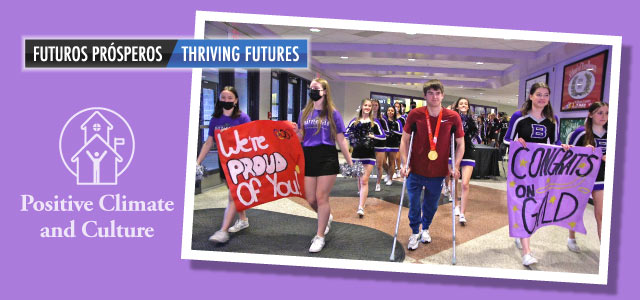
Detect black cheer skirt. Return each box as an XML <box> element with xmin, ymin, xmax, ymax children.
<box><xmin>303</xmin><ymin>144</ymin><xmax>340</xmax><ymax>177</ymax></box>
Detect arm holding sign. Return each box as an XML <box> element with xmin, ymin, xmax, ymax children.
<box><xmin>197</xmin><ymin>136</ymin><xmax>214</xmax><ymax>166</ymax></box>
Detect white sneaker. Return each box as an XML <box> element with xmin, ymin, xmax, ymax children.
<box><xmin>324</xmin><ymin>214</ymin><xmax>333</xmax><ymax>235</ymax></box>
<box><xmin>443</xmin><ymin>185</ymin><xmax>451</xmax><ymax>197</ymax></box>
<box><xmin>522</xmin><ymin>253</ymin><xmax>538</xmax><ymax>266</ymax></box>
<box><xmin>454</xmin><ymin>206</ymin><xmax>460</xmax><ymax>216</ymax></box>
<box><xmin>385</xmin><ymin>175</ymin><xmax>391</xmax><ymax>182</ymax></box>
<box><xmin>385</xmin><ymin>179</ymin><xmax>393</xmax><ymax>186</ymax></box>
<box><xmin>420</xmin><ymin>230</ymin><xmax>432</xmax><ymax>243</ymax></box>
<box><xmin>309</xmin><ymin>236</ymin><xmax>325</xmax><ymax>253</ymax></box>
<box><xmin>375</xmin><ymin>183</ymin><xmax>381</xmax><ymax>192</ymax></box>
<box><xmin>515</xmin><ymin>238</ymin><xmax>523</xmax><ymax>250</ymax></box>
<box><xmin>408</xmin><ymin>233</ymin><xmax>420</xmax><ymax>250</ymax></box>
<box><xmin>459</xmin><ymin>214</ymin><xmax>467</xmax><ymax>225</ymax></box>
<box><xmin>357</xmin><ymin>207</ymin><xmax>365</xmax><ymax>218</ymax></box>
<box><xmin>567</xmin><ymin>238</ymin><xmax>581</xmax><ymax>253</ymax></box>
<box><xmin>228</xmin><ymin>219</ymin><xmax>249</xmax><ymax>233</ymax></box>
<box><xmin>208</xmin><ymin>230</ymin><xmax>229</xmax><ymax>243</ymax></box>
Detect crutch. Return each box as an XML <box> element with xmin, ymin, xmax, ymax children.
<box><xmin>450</xmin><ymin>126</ymin><xmax>457</xmax><ymax>265</ymax></box>
<box><xmin>390</xmin><ymin>129</ymin><xmax>415</xmax><ymax>261</ymax></box>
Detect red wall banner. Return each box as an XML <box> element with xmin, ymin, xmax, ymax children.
<box><xmin>561</xmin><ymin>50</ymin><xmax>608</xmax><ymax>111</ymax></box>
<box><xmin>215</xmin><ymin>120</ymin><xmax>305</xmax><ymax>211</ymax></box>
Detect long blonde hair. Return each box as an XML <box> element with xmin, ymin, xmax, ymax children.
<box><xmin>353</xmin><ymin>98</ymin><xmax>375</xmax><ymax>128</ymax></box>
<box><xmin>300</xmin><ymin>78</ymin><xmax>338</xmax><ymax>141</ymax></box>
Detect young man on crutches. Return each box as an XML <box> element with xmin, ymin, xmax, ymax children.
<box><xmin>399</xmin><ymin>79</ymin><xmax>465</xmax><ymax>251</ymax></box>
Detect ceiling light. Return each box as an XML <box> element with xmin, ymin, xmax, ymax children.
<box><xmin>476</xmin><ymin>62</ymin><xmax>484</xmax><ymax>65</ymax></box>
<box><xmin>479</xmin><ymin>93</ymin><xmax>484</xmax><ymax>95</ymax></box>
<box><xmin>310</xmin><ymin>28</ymin><xmax>321</xmax><ymax>32</ymax></box>
<box><xmin>340</xmin><ymin>56</ymin><xmax>349</xmax><ymax>60</ymax></box>
<box><xmin>422</xmin><ymin>75</ymin><xmax>428</xmax><ymax>78</ymax></box>
<box><xmin>408</xmin><ymin>58</ymin><xmax>416</xmax><ymax>61</ymax></box>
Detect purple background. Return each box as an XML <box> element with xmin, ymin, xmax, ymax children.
<box><xmin>1</xmin><ymin>0</ymin><xmax>634</xmax><ymax>298</ymax></box>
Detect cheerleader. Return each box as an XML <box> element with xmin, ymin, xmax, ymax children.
<box><xmin>196</xmin><ymin>86</ymin><xmax>252</xmax><ymax>244</ymax></box>
<box><xmin>384</xmin><ymin>106</ymin><xmax>403</xmax><ymax>186</ymax></box>
<box><xmin>503</xmin><ymin>82</ymin><xmax>571</xmax><ymax>266</ymax></box>
<box><xmin>567</xmin><ymin>101</ymin><xmax>608</xmax><ymax>245</ymax></box>
<box><xmin>394</xmin><ymin>102</ymin><xmax>406</xmax><ymax>178</ymax></box>
<box><xmin>487</xmin><ymin>113</ymin><xmax>500</xmax><ymax>147</ymax></box>
<box><xmin>477</xmin><ymin>115</ymin><xmax>486</xmax><ymax>145</ymax></box>
<box><xmin>346</xmin><ymin>99</ymin><xmax>385</xmax><ymax>217</ymax></box>
<box><xmin>450</xmin><ymin>97</ymin><xmax>478</xmax><ymax>225</ymax></box>
<box><xmin>371</xmin><ymin>100</ymin><xmax>388</xmax><ymax>192</ymax></box>
<box><xmin>297</xmin><ymin>78</ymin><xmax>353</xmax><ymax>253</ymax></box>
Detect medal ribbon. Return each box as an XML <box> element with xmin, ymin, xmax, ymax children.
<box><xmin>425</xmin><ymin>107</ymin><xmax>443</xmax><ymax>152</ymax></box>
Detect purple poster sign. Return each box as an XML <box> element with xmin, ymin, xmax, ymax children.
<box><xmin>507</xmin><ymin>142</ymin><xmax>602</xmax><ymax>238</ymax></box>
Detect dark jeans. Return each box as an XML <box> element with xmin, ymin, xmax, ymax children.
<box><xmin>406</xmin><ymin>173</ymin><xmax>444</xmax><ymax>234</ymax></box>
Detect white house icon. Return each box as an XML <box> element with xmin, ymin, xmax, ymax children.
<box><xmin>69</xmin><ymin>111</ymin><xmax>125</xmax><ymax>185</ymax></box>
<box><xmin>81</xmin><ymin>111</ymin><xmax>113</xmax><ymax>144</ymax></box>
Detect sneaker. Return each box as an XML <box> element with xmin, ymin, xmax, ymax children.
<box><xmin>309</xmin><ymin>236</ymin><xmax>325</xmax><ymax>253</ymax></box>
<box><xmin>385</xmin><ymin>179</ymin><xmax>393</xmax><ymax>186</ymax></box>
<box><xmin>459</xmin><ymin>214</ymin><xmax>467</xmax><ymax>225</ymax></box>
<box><xmin>443</xmin><ymin>185</ymin><xmax>451</xmax><ymax>197</ymax></box>
<box><xmin>420</xmin><ymin>230</ymin><xmax>432</xmax><ymax>243</ymax></box>
<box><xmin>408</xmin><ymin>233</ymin><xmax>420</xmax><ymax>250</ymax></box>
<box><xmin>385</xmin><ymin>174</ymin><xmax>391</xmax><ymax>182</ymax></box>
<box><xmin>375</xmin><ymin>183</ymin><xmax>381</xmax><ymax>192</ymax></box>
<box><xmin>454</xmin><ymin>206</ymin><xmax>460</xmax><ymax>216</ymax></box>
<box><xmin>228</xmin><ymin>219</ymin><xmax>249</xmax><ymax>233</ymax></box>
<box><xmin>515</xmin><ymin>238</ymin><xmax>523</xmax><ymax>250</ymax></box>
<box><xmin>522</xmin><ymin>253</ymin><xmax>538</xmax><ymax>266</ymax></box>
<box><xmin>208</xmin><ymin>230</ymin><xmax>229</xmax><ymax>243</ymax></box>
<box><xmin>324</xmin><ymin>214</ymin><xmax>333</xmax><ymax>235</ymax></box>
<box><xmin>357</xmin><ymin>207</ymin><xmax>365</xmax><ymax>218</ymax></box>
<box><xmin>567</xmin><ymin>238</ymin><xmax>581</xmax><ymax>253</ymax></box>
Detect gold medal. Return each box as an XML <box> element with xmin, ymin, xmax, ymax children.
<box><xmin>428</xmin><ymin>150</ymin><xmax>438</xmax><ymax>160</ymax></box>
<box><xmin>425</xmin><ymin>107</ymin><xmax>443</xmax><ymax>162</ymax></box>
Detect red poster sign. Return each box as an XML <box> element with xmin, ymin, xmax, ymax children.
<box><xmin>561</xmin><ymin>50</ymin><xmax>608</xmax><ymax>111</ymax></box>
<box><xmin>214</xmin><ymin>120</ymin><xmax>305</xmax><ymax>211</ymax></box>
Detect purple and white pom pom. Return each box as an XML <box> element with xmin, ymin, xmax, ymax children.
<box><xmin>340</xmin><ymin>162</ymin><xmax>364</xmax><ymax>178</ymax></box>
<box><xmin>196</xmin><ymin>164</ymin><xmax>206</xmax><ymax>181</ymax></box>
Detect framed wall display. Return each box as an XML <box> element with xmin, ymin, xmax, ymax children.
<box><xmin>559</xmin><ymin>117</ymin><xmax>586</xmax><ymax>144</ymax></box>
<box><xmin>524</xmin><ymin>72</ymin><xmax>549</xmax><ymax>96</ymax></box>
<box><xmin>561</xmin><ymin>50</ymin><xmax>609</xmax><ymax>111</ymax></box>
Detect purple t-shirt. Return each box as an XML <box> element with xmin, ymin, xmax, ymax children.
<box><xmin>207</xmin><ymin>112</ymin><xmax>251</xmax><ymax>137</ymax></box>
<box><xmin>299</xmin><ymin>109</ymin><xmax>346</xmax><ymax>147</ymax></box>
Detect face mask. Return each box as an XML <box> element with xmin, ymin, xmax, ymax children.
<box><xmin>221</xmin><ymin>101</ymin><xmax>235</xmax><ymax>110</ymax></box>
<box><xmin>309</xmin><ymin>89</ymin><xmax>323</xmax><ymax>101</ymax></box>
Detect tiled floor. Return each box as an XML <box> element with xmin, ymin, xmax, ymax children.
<box><xmin>193</xmin><ymin>151</ymin><xmax>602</xmax><ymax>274</ymax></box>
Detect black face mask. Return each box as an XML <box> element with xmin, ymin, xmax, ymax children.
<box><xmin>220</xmin><ymin>101</ymin><xmax>235</xmax><ymax>110</ymax></box>
<box><xmin>308</xmin><ymin>89</ymin><xmax>323</xmax><ymax>101</ymax></box>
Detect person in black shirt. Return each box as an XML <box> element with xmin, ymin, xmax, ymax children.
<box><xmin>504</xmin><ymin>82</ymin><xmax>571</xmax><ymax>266</ymax></box>
<box><xmin>346</xmin><ymin>99</ymin><xmax>385</xmax><ymax>217</ymax></box>
<box><xmin>448</xmin><ymin>97</ymin><xmax>478</xmax><ymax>225</ymax></box>
<box><xmin>567</xmin><ymin>101</ymin><xmax>608</xmax><ymax>245</ymax></box>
